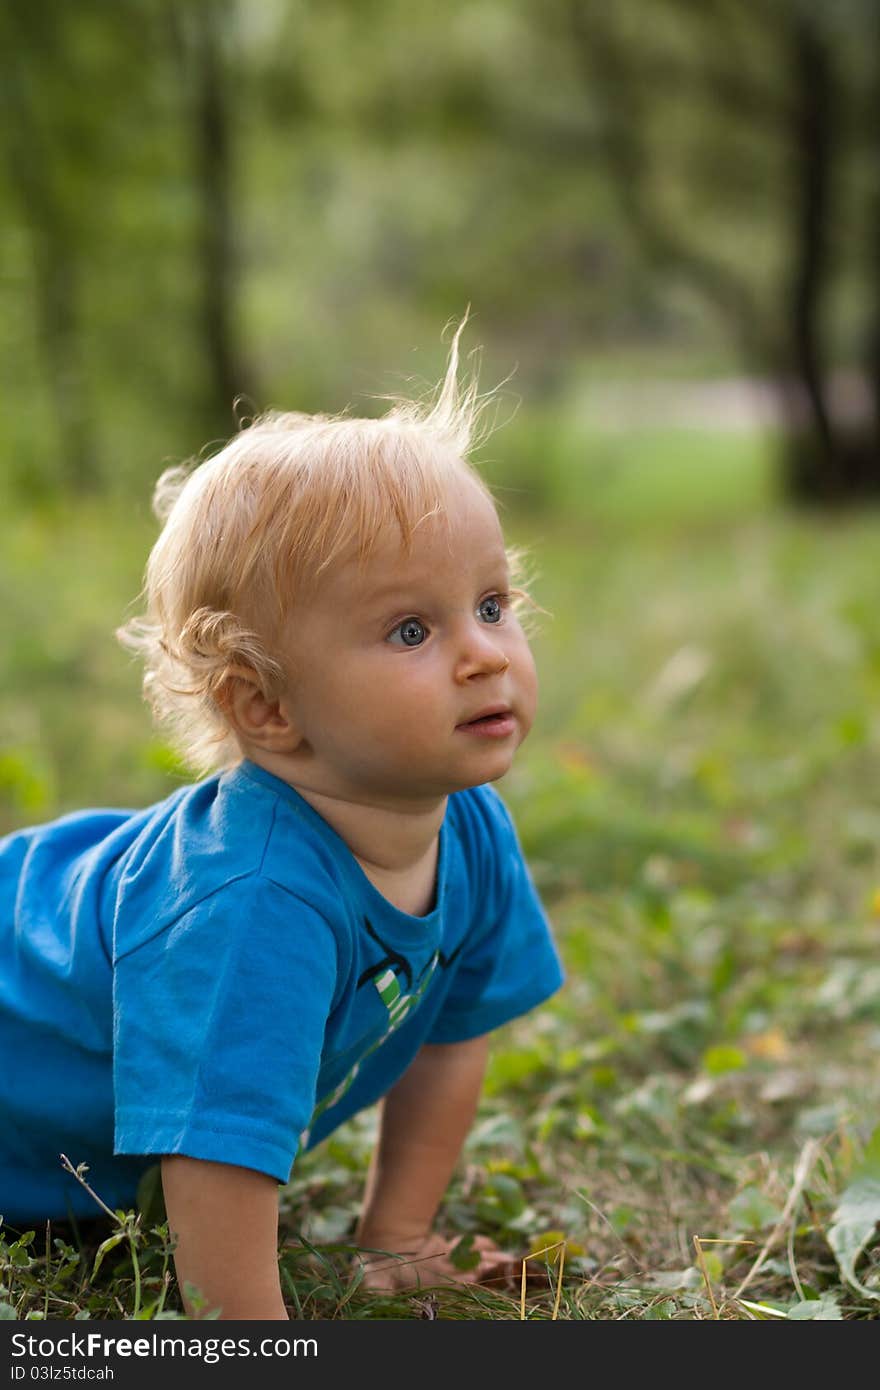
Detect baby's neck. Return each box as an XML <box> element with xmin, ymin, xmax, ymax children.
<box><xmin>291</xmin><ymin>782</ymin><xmax>446</xmax><ymax>917</ymax></box>
<box><xmin>245</xmin><ymin>753</ymin><xmax>447</xmax><ymax>878</ymax></box>
<box><xmin>295</xmin><ymin>783</ymin><xmax>447</xmax><ymax>877</ymax></box>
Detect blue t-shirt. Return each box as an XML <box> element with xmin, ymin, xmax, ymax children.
<box><xmin>0</xmin><ymin>761</ymin><xmax>564</xmax><ymax>1222</ymax></box>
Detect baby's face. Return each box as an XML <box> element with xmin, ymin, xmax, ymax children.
<box><xmin>276</xmin><ymin>477</ymin><xmax>538</xmax><ymax>807</ymax></box>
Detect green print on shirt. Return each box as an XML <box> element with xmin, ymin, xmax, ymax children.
<box><xmin>300</xmin><ymin>948</ymin><xmax>440</xmax><ymax>1144</ymax></box>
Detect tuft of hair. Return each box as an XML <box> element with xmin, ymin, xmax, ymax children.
<box><xmin>117</xmin><ymin>314</ymin><xmax>531</xmax><ymax>775</ymax></box>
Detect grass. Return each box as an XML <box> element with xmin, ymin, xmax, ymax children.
<box><xmin>2</xmin><ymin>424</ymin><xmax>880</xmax><ymax>1319</ymax></box>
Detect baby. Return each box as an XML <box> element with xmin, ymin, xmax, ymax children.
<box><xmin>0</xmin><ymin>325</ymin><xmax>564</xmax><ymax>1319</ymax></box>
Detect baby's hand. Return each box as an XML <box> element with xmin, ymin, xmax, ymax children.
<box><xmin>358</xmin><ymin>1231</ymin><xmax>520</xmax><ymax>1292</ymax></box>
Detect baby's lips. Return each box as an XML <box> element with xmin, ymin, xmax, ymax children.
<box><xmin>457</xmin><ymin>704</ymin><xmax>514</xmax><ymax>727</ymax></box>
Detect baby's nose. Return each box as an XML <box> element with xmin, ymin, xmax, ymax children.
<box><xmin>456</xmin><ymin>630</ymin><xmax>510</xmax><ymax>679</ymax></box>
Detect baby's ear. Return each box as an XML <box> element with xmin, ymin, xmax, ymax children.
<box><xmin>218</xmin><ymin>666</ymin><xmax>301</xmax><ymax>753</ymax></box>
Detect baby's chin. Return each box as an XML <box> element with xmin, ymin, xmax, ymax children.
<box><xmin>446</xmin><ymin>746</ymin><xmax>524</xmax><ymax>793</ymax></box>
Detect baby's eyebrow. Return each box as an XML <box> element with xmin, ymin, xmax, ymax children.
<box><xmin>355</xmin><ymin>584</ymin><xmax>423</xmax><ymax>618</ymax></box>
<box><xmin>356</xmin><ymin>557</ymin><xmax>511</xmax><ymax>614</ymax></box>
<box><xmin>358</xmin><ymin>579</ymin><xmax>417</xmax><ymax>605</ymax></box>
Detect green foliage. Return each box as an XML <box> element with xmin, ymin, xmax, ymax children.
<box><xmin>727</xmin><ymin>1187</ymin><xmax>783</xmax><ymax>1234</ymax></box>
<box><xmin>0</xmin><ymin>1212</ymin><xmax>179</xmax><ymax>1321</ymax></box>
<box><xmin>827</xmin><ymin>1128</ymin><xmax>880</xmax><ymax>1300</ymax></box>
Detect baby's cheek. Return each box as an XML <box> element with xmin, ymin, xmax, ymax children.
<box><xmin>515</xmin><ymin>645</ymin><xmax>539</xmax><ymax>734</ymax></box>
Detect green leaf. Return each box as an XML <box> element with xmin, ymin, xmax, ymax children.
<box><xmin>827</xmin><ymin>1126</ymin><xmax>880</xmax><ymax>1298</ymax></box>
<box><xmin>609</xmin><ymin>1204</ymin><xmax>637</xmax><ymax>1235</ymax></box>
<box><xmin>728</xmin><ymin>1186</ymin><xmax>783</xmax><ymax>1232</ymax></box>
<box><xmin>136</xmin><ymin>1163</ymin><xmax>166</xmax><ymax>1225</ymax></box>
<box><xmin>8</xmin><ymin>1234</ymin><xmax>35</xmax><ymax>1269</ymax></box>
<box><xmin>737</xmin><ymin>1299</ymin><xmax>788</xmax><ymax>1319</ymax></box>
<box><xmin>786</xmin><ymin>1297</ymin><xmax>843</xmax><ymax>1320</ymax></box>
<box><xmin>702</xmin><ymin>1044</ymin><xmax>747</xmax><ymax>1076</ymax></box>
<box><xmin>449</xmin><ymin>1234</ymin><xmax>481</xmax><ymax>1271</ymax></box>
<box><xmin>475</xmin><ymin>1172</ymin><xmax>527</xmax><ymax>1228</ymax></box>
<box><xmin>0</xmin><ymin>1303</ymin><xmax>17</xmax><ymax>1320</ymax></box>
<box><xmin>91</xmin><ymin>1231</ymin><xmax>127</xmax><ymax>1281</ymax></box>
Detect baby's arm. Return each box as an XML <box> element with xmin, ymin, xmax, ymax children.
<box><xmin>355</xmin><ymin>1035</ymin><xmax>514</xmax><ymax>1289</ymax></box>
<box><xmin>161</xmin><ymin>1156</ymin><xmax>288</xmax><ymax>1320</ymax></box>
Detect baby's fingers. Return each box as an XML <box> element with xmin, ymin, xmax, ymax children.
<box><xmin>357</xmin><ymin>1232</ymin><xmax>452</xmax><ymax>1291</ymax></box>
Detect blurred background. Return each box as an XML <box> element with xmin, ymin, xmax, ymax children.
<box><xmin>2</xmin><ymin>0</ymin><xmax>879</xmax><ymax>882</ymax></box>
<box><xmin>3</xmin><ymin>0</ymin><xmax>880</xmax><ymax>881</ymax></box>
<box><xmin>4</xmin><ymin>0</ymin><xmax>879</xmax><ymax>500</ymax></box>
<box><xmin>3</xmin><ymin>0</ymin><xmax>879</xmax><ymax>814</ymax></box>
<box><xmin>4</xmin><ymin>0</ymin><xmax>880</xmax><ymax>1310</ymax></box>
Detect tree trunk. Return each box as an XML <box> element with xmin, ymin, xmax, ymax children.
<box><xmin>184</xmin><ymin>0</ymin><xmax>255</xmax><ymax>438</ymax></box>
<box><xmin>864</xmin><ymin>15</ymin><xmax>880</xmax><ymax>483</ymax></box>
<box><xmin>780</xmin><ymin>13</ymin><xmax>838</xmax><ymax>499</ymax></box>
<box><xmin>783</xmin><ymin>9</ymin><xmax>880</xmax><ymax>503</ymax></box>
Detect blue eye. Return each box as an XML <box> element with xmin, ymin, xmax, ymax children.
<box><xmin>478</xmin><ymin>595</ymin><xmax>504</xmax><ymax>624</ymax></box>
<box><xmin>389</xmin><ymin>618</ymin><xmax>427</xmax><ymax>647</ymax></box>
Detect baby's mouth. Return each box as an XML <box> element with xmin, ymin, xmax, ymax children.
<box><xmin>456</xmin><ymin>707</ymin><xmax>517</xmax><ymax>736</ymax></box>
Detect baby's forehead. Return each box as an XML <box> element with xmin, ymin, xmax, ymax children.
<box><xmin>319</xmin><ymin>500</ymin><xmax>508</xmax><ymax>605</ymax></box>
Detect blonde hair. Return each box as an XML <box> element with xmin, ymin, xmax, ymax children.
<box><xmin>118</xmin><ymin>318</ymin><xmax>531</xmax><ymax>774</ymax></box>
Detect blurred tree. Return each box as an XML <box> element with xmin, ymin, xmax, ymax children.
<box><xmin>166</xmin><ymin>0</ymin><xmax>256</xmax><ymax>438</ymax></box>
<box><xmin>243</xmin><ymin>0</ymin><xmax>629</xmax><ymax>393</ymax></box>
<box><xmin>0</xmin><ymin>0</ymin><xmax>255</xmax><ymax>494</ymax></box>
<box><xmin>1</xmin><ymin>0</ymin><xmax>99</xmax><ymax>489</ymax></box>
<box><xmin>567</xmin><ymin>0</ymin><xmax>880</xmax><ymax>503</ymax></box>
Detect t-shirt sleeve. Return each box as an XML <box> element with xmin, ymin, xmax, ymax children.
<box><xmin>427</xmin><ymin>787</ymin><xmax>565</xmax><ymax>1044</ymax></box>
<box><xmin>112</xmin><ymin>876</ymin><xmax>338</xmax><ymax>1184</ymax></box>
